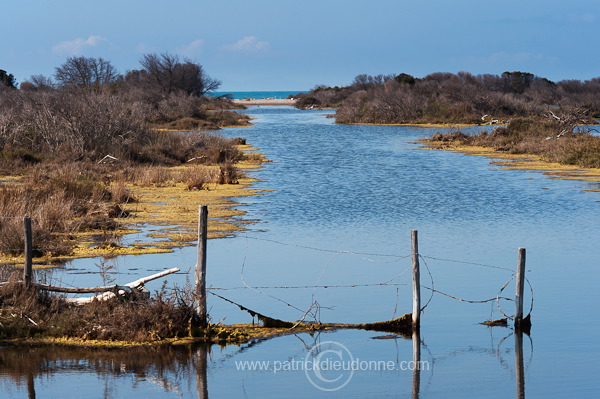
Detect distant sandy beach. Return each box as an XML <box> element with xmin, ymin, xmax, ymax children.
<box><xmin>232</xmin><ymin>98</ymin><xmax>297</xmax><ymax>106</ymax></box>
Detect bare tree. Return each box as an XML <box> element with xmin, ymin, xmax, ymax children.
<box><xmin>20</xmin><ymin>75</ymin><xmax>56</xmax><ymax>91</ymax></box>
<box><xmin>54</xmin><ymin>56</ymin><xmax>119</xmax><ymax>89</ymax></box>
<box><xmin>135</xmin><ymin>53</ymin><xmax>220</xmax><ymax>96</ymax></box>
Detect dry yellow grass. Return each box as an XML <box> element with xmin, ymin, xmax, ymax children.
<box><xmin>421</xmin><ymin>141</ymin><xmax>600</xmax><ymax>184</ymax></box>
<box><xmin>0</xmin><ymin>145</ymin><xmax>266</xmax><ymax>264</ymax></box>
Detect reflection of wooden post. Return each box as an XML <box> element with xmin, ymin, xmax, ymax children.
<box><xmin>23</xmin><ymin>217</ymin><xmax>33</xmax><ymax>287</ymax></box>
<box><xmin>515</xmin><ymin>248</ymin><xmax>527</xmax><ymax>331</ymax></box>
<box><xmin>411</xmin><ymin>230</ymin><xmax>421</xmax><ymax>331</ymax></box>
<box><xmin>195</xmin><ymin>206</ymin><xmax>208</xmax><ymax>326</ymax></box>
<box><xmin>196</xmin><ymin>345</ymin><xmax>209</xmax><ymax>399</ymax></box>
<box><xmin>515</xmin><ymin>331</ymin><xmax>525</xmax><ymax>399</ymax></box>
<box><xmin>26</xmin><ymin>372</ymin><xmax>36</xmax><ymax>399</ymax></box>
<box><xmin>411</xmin><ymin>330</ymin><xmax>421</xmax><ymax>399</ymax></box>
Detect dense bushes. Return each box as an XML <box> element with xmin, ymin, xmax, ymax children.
<box><xmin>297</xmin><ymin>71</ymin><xmax>600</xmax><ymax>125</ymax></box>
<box><xmin>0</xmin><ymin>57</ymin><xmax>249</xmax><ymax>258</ymax></box>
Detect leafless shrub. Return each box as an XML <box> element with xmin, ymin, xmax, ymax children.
<box><xmin>133</xmin><ymin>166</ymin><xmax>173</xmax><ymax>187</ymax></box>
<box><xmin>182</xmin><ymin>166</ymin><xmax>219</xmax><ymax>190</ymax></box>
<box><xmin>218</xmin><ymin>163</ymin><xmax>243</xmax><ymax>184</ymax></box>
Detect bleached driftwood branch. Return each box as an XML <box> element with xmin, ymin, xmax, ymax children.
<box><xmin>63</xmin><ymin>267</ymin><xmax>180</xmax><ymax>305</ymax></box>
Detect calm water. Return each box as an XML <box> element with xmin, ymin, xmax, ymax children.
<box><xmin>211</xmin><ymin>90</ymin><xmax>307</xmax><ymax>99</ymax></box>
<box><xmin>2</xmin><ymin>106</ymin><xmax>599</xmax><ymax>398</ymax></box>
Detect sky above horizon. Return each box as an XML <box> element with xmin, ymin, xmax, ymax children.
<box><xmin>2</xmin><ymin>0</ymin><xmax>599</xmax><ymax>91</ymax></box>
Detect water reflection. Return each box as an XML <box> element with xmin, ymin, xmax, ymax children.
<box><xmin>0</xmin><ymin>328</ymin><xmax>531</xmax><ymax>398</ymax></box>
<box><xmin>0</xmin><ymin>343</ymin><xmax>210</xmax><ymax>398</ymax></box>
<box><xmin>412</xmin><ymin>330</ymin><xmax>421</xmax><ymax>399</ymax></box>
<box><xmin>515</xmin><ymin>331</ymin><xmax>526</xmax><ymax>399</ymax></box>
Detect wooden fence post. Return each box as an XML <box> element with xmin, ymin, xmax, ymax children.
<box><xmin>195</xmin><ymin>205</ymin><xmax>208</xmax><ymax>326</ymax></box>
<box><xmin>411</xmin><ymin>230</ymin><xmax>421</xmax><ymax>331</ymax></box>
<box><xmin>23</xmin><ymin>216</ymin><xmax>33</xmax><ymax>287</ymax></box>
<box><xmin>514</xmin><ymin>247</ymin><xmax>530</xmax><ymax>332</ymax></box>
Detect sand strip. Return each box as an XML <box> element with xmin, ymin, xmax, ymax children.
<box><xmin>233</xmin><ymin>98</ymin><xmax>297</xmax><ymax>106</ymax></box>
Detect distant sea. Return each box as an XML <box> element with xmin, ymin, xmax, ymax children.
<box><xmin>211</xmin><ymin>90</ymin><xmax>307</xmax><ymax>99</ymax></box>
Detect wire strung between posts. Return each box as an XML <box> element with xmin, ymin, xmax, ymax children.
<box><xmin>421</xmin><ymin>285</ymin><xmax>514</xmax><ymax>304</ymax></box>
<box><xmin>244</xmin><ymin>235</ymin><xmax>411</xmax><ymax>261</ymax></box>
<box><xmin>493</xmin><ymin>275</ymin><xmax>535</xmax><ymax>320</ymax></box>
<box><xmin>208</xmin><ymin>280</ymin><xmax>410</xmax><ymax>291</ymax></box>
<box><xmin>239</xmin><ymin>234</ymin><xmax>305</xmax><ymax>314</ymax></box>
<box><xmin>494</xmin><ymin>275</ymin><xmax>515</xmax><ymax>318</ymax></box>
<box><xmin>420</xmin><ymin>255</ymin><xmax>514</xmax><ymax>272</ymax></box>
<box><xmin>419</xmin><ymin>255</ymin><xmax>435</xmax><ymax>312</ymax></box>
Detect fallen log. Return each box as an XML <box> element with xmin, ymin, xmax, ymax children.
<box><xmin>64</xmin><ymin>268</ymin><xmax>180</xmax><ymax>305</ymax></box>
<box><xmin>31</xmin><ymin>283</ymin><xmax>132</xmax><ymax>294</ymax></box>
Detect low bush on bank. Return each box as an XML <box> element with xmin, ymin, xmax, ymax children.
<box><xmin>428</xmin><ymin>116</ymin><xmax>600</xmax><ymax>168</ymax></box>
<box><xmin>0</xmin><ymin>277</ymin><xmax>195</xmax><ymax>342</ymax></box>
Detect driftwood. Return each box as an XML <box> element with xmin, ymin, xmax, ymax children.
<box><xmin>32</xmin><ymin>283</ymin><xmax>133</xmax><ymax>294</ymax></box>
<box><xmin>61</xmin><ymin>268</ymin><xmax>180</xmax><ymax>305</ymax></box>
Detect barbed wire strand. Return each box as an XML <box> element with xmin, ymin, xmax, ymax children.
<box><xmin>421</xmin><ymin>285</ymin><xmax>514</xmax><ymax>304</ymax></box>
<box><xmin>419</xmin><ymin>255</ymin><xmax>435</xmax><ymax>312</ymax></box>
<box><xmin>243</xmin><ymin>235</ymin><xmax>411</xmax><ymax>260</ymax></box>
<box><xmin>421</xmin><ymin>255</ymin><xmax>513</xmax><ymax>272</ymax></box>
<box><xmin>239</xmin><ymin>233</ymin><xmax>305</xmax><ymax>314</ymax></box>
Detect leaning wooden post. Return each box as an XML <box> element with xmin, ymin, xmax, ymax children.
<box><xmin>23</xmin><ymin>216</ymin><xmax>33</xmax><ymax>287</ymax></box>
<box><xmin>195</xmin><ymin>205</ymin><xmax>208</xmax><ymax>326</ymax></box>
<box><xmin>514</xmin><ymin>247</ymin><xmax>528</xmax><ymax>331</ymax></box>
<box><xmin>411</xmin><ymin>230</ymin><xmax>421</xmax><ymax>331</ymax></box>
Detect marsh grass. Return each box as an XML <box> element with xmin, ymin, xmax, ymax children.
<box><xmin>429</xmin><ymin>118</ymin><xmax>600</xmax><ymax>168</ymax></box>
<box><xmin>0</xmin><ymin>130</ymin><xmax>247</xmax><ymax>258</ymax></box>
<box><xmin>0</xmin><ymin>276</ymin><xmax>196</xmax><ymax>342</ymax></box>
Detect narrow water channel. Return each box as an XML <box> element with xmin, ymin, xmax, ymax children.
<box><xmin>2</xmin><ymin>106</ymin><xmax>598</xmax><ymax>398</ymax></box>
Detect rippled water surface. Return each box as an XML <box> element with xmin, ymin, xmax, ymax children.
<box><xmin>2</xmin><ymin>106</ymin><xmax>599</xmax><ymax>398</ymax></box>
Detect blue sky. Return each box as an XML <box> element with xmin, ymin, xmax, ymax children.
<box><xmin>2</xmin><ymin>0</ymin><xmax>599</xmax><ymax>91</ymax></box>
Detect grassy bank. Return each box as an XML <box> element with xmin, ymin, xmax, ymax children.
<box><xmin>421</xmin><ymin>117</ymin><xmax>600</xmax><ymax>187</ymax></box>
<box><xmin>0</xmin><ymin>131</ymin><xmax>265</xmax><ymax>264</ymax></box>
<box><xmin>424</xmin><ymin>117</ymin><xmax>600</xmax><ymax>168</ymax></box>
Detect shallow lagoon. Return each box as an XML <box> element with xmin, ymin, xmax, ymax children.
<box><xmin>2</xmin><ymin>106</ymin><xmax>599</xmax><ymax>398</ymax></box>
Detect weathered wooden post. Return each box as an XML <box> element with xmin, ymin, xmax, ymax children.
<box><xmin>411</xmin><ymin>230</ymin><xmax>421</xmax><ymax>331</ymax></box>
<box><xmin>195</xmin><ymin>205</ymin><xmax>208</xmax><ymax>326</ymax></box>
<box><xmin>514</xmin><ymin>247</ymin><xmax>530</xmax><ymax>332</ymax></box>
<box><xmin>23</xmin><ymin>216</ymin><xmax>33</xmax><ymax>287</ymax></box>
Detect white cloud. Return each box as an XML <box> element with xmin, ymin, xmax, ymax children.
<box><xmin>176</xmin><ymin>39</ymin><xmax>204</xmax><ymax>58</ymax></box>
<box><xmin>224</xmin><ymin>36</ymin><xmax>269</xmax><ymax>53</ymax></box>
<box><xmin>52</xmin><ymin>35</ymin><xmax>107</xmax><ymax>55</ymax></box>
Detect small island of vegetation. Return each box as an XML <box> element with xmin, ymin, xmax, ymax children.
<box><xmin>296</xmin><ymin>71</ymin><xmax>600</xmax><ymax>169</ymax></box>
